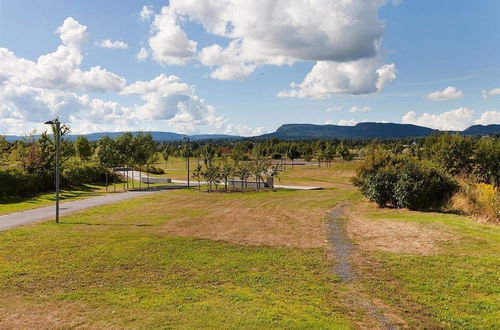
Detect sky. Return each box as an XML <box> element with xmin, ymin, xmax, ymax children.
<box><xmin>0</xmin><ymin>0</ymin><xmax>499</xmax><ymax>136</ymax></box>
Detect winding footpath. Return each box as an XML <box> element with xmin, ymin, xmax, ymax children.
<box><xmin>0</xmin><ymin>186</ymin><xmax>184</xmax><ymax>231</ymax></box>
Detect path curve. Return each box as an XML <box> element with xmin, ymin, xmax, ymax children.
<box><xmin>0</xmin><ymin>186</ymin><xmax>184</xmax><ymax>231</ymax></box>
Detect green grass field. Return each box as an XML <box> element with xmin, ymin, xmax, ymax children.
<box><xmin>0</xmin><ymin>162</ymin><xmax>498</xmax><ymax>328</ymax></box>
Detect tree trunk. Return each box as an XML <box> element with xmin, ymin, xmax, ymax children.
<box><xmin>139</xmin><ymin>166</ymin><xmax>142</xmax><ymax>189</ymax></box>
<box><xmin>105</xmin><ymin>172</ymin><xmax>108</xmax><ymax>192</ymax></box>
<box><xmin>113</xmin><ymin>173</ymin><xmax>116</xmax><ymax>192</ymax></box>
<box><xmin>147</xmin><ymin>163</ymin><xmax>150</xmax><ymax>190</ymax></box>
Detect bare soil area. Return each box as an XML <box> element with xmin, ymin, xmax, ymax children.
<box><xmin>347</xmin><ymin>204</ymin><xmax>456</xmax><ymax>255</ymax></box>
<box><xmin>160</xmin><ymin>192</ymin><xmax>330</xmax><ymax>248</ymax></box>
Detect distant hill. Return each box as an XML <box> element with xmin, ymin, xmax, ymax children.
<box><xmin>3</xmin><ymin>123</ymin><xmax>499</xmax><ymax>142</ymax></box>
<box><xmin>260</xmin><ymin>122</ymin><xmax>437</xmax><ymax>139</ymax></box>
<box><xmin>461</xmin><ymin>124</ymin><xmax>500</xmax><ymax>135</ymax></box>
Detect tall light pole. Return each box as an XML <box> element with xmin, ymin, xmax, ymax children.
<box><xmin>182</xmin><ymin>137</ymin><xmax>190</xmax><ymax>188</ymax></box>
<box><xmin>44</xmin><ymin>119</ymin><xmax>61</xmax><ymax>224</ymax></box>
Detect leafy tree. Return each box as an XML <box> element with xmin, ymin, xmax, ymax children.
<box><xmin>75</xmin><ymin>136</ymin><xmax>93</xmax><ymax>160</ymax></box>
<box><xmin>288</xmin><ymin>144</ymin><xmax>301</xmax><ymax>168</ymax></box>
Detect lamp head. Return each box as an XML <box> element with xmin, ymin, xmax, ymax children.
<box><xmin>44</xmin><ymin>120</ymin><xmax>54</xmax><ymax>125</ymax></box>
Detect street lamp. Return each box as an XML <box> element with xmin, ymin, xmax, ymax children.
<box><xmin>44</xmin><ymin>119</ymin><xmax>61</xmax><ymax>224</ymax></box>
<box><xmin>182</xmin><ymin>137</ymin><xmax>190</xmax><ymax>188</ymax></box>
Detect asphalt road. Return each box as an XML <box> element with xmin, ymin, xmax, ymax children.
<box><xmin>0</xmin><ymin>186</ymin><xmax>183</xmax><ymax>231</ymax></box>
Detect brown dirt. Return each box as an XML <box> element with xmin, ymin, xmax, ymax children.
<box><xmin>346</xmin><ymin>204</ymin><xmax>456</xmax><ymax>255</ymax></box>
<box><xmin>160</xmin><ymin>192</ymin><xmax>330</xmax><ymax>248</ymax></box>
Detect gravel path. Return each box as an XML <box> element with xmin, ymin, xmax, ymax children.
<box><xmin>327</xmin><ymin>202</ymin><xmax>399</xmax><ymax>330</ymax></box>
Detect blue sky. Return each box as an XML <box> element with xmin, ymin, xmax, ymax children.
<box><xmin>0</xmin><ymin>0</ymin><xmax>499</xmax><ymax>135</ymax></box>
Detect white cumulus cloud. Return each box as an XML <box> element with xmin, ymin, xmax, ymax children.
<box><xmin>402</xmin><ymin>108</ymin><xmax>474</xmax><ymax>130</ymax></box>
<box><xmin>474</xmin><ymin>111</ymin><xmax>500</xmax><ymax>125</ymax></box>
<box><xmin>481</xmin><ymin>88</ymin><xmax>500</xmax><ymax>100</ymax></box>
<box><xmin>95</xmin><ymin>39</ymin><xmax>129</xmax><ymax>49</ymax></box>
<box><xmin>143</xmin><ymin>0</ymin><xmax>397</xmax><ymax>97</ymax></box>
<box><xmin>349</xmin><ymin>106</ymin><xmax>372</xmax><ymax>113</ymax></box>
<box><xmin>136</xmin><ymin>47</ymin><xmax>149</xmax><ymax>61</ymax></box>
<box><xmin>0</xmin><ymin>17</ymin><xmax>260</xmax><ymax>135</ymax></box>
<box><xmin>139</xmin><ymin>5</ymin><xmax>154</xmax><ymax>21</ymax></box>
<box><xmin>147</xmin><ymin>6</ymin><xmax>197</xmax><ymax>65</ymax></box>
<box><xmin>425</xmin><ymin>86</ymin><xmax>464</xmax><ymax>101</ymax></box>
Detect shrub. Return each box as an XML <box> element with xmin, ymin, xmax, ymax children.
<box><xmin>62</xmin><ymin>158</ymin><xmax>106</xmax><ymax>186</ymax></box>
<box><xmin>393</xmin><ymin>161</ymin><xmax>457</xmax><ymax>210</ymax></box>
<box><xmin>354</xmin><ymin>148</ymin><xmax>458</xmax><ymax>210</ymax></box>
<box><xmin>0</xmin><ymin>167</ymin><xmax>53</xmax><ymax>197</ymax></box>
<box><xmin>147</xmin><ymin>166</ymin><xmax>165</xmax><ymax>175</ymax></box>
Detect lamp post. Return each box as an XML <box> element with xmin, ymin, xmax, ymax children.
<box><xmin>182</xmin><ymin>137</ymin><xmax>190</xmax><ymax>188</ymax></box>
<box><xmin>44</xmin><ymin>119</ymin><xmax>61</xmax><ymax>224</ymax></box>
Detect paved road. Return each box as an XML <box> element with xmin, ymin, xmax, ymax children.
<box><xmin>116</xmin><ymin>170</ymin><xmax>322</xmax><ymax>190</ymax></box>
<box><xmin>0</xmin><ymin>186</ymin><xmax>184</xmax><ymax>231</ymax></box>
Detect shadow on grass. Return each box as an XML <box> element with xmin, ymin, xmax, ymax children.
<box><xmin>59</xmin><ymin>221</ymin><xmax>152</xmax><ymax>227</ymax></box>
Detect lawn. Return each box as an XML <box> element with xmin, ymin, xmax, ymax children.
<box><xmin>0</xmin><ymin>184</ymin><xmax>107</xmax><ymax>216</ymax></box>
<box><xmin>0</xmin><ymin>161</ymin><xmax>498</xmax><ymax>328</ymax></box>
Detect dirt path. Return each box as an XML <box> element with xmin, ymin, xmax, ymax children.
<box><xmin>326</xmin><ymin>202</ymin><xmax>401</xmax><ymax>330</ymax></box>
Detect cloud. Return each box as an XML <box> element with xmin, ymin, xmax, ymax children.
<box><xmin>402</xmin><ymin>108</ymin><xmax>474</xmax><ymax>130</ymax></box>
<box><xmin>474</xmin><ymin>111</ymin><xmax>500</xmax><ymax>125</ymax></box>
<box><xmin>277</xmin><ymin>59</ymin><xmax>396</xmax><ymax>99</ymax></box>
<box><xmin>481</xmin><ymin>88</ymin><xmax>500</xmax><ymax>100</ymax></box>
<box><xmin>147</xmin><ymin>7</ymin><xmax>197</xmax><ymax>65</ymax></box>
<box><xmin>425</xmin><ymin>86</ymin><xmax>464</xmax><ymax>101</ymax></box>
<box><xmin>144</xmin><ymin>0</ymin><xmax>396</xmax><ymax>96</ymax></box>
<box><xmin>139</xmin><ymin>5</ymin><xmax>154</xmax><ymax>21</ymax></box>
<box><xmin>325</xmin><ymin>106</ymin><xmax>343</xmax><ymax>112</ymax></box>
<box><xmin>338</xmin><ymin>119</ymin><xmax>359</xmax><ymax>126</ymax></box>
<box><xmin>136</xmin><ymin>47</ymin><xmax>149</xmax><ymax>61</ymax></box>
<box><xmin>349</xmin><ymin>106</ymin><xmax>372</xmax><ymax>113</ymax></box>
<box><xmin>0</xmin><ymin>18</ymin><xmax>125</xmax><ymax>93</ymax></box>
<box><xmin>0</xmin><ymin>17</ymin><xmax>260</xmax><ymax>135</ymax></box>
<box><xmin>95</xmin><ymin>39</ymin><xmax>128</xmax><ymax>49</ymax></box>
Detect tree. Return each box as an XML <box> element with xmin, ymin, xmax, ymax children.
<box><xmin>474</xmin><ymin>138</ymin><xmax>500</xmax><ymax>186</ymax></box>
<box><xmin>288</xmin><ymin>144</ymin><xmax>301</xmax><ymax>168</ymax></box>
<box><xmin>132</xmin><ymin>133</ymin><xmax>157</xmax><ymax>189</ymax></box>
<box><xmin>95</xmin><ymin>136</ymin><xmax>119</xmax><ymax>191</ymax></box>
<box><xmin>162</xmin><ymin>146</ymin><xmax>173</xmax><ymax>170</ymax></box>
<box><xmin>220</xmin><ymin>158</ymin><xmax>234</xmax><ymax>192</ymax></box>
<box><xmin>337</xmin><ymin>142</ymin><xmax>353</xmax><ymax>161</ymax></box>
<box><xmin>75</xmin><ymin>136</ymin><xmax>92</xmax><ymax>160</ymax></box>
<box><xmin>192</xmin><ymin>164</ymin><xmax>202</xmax><ymax>190</ymax></box>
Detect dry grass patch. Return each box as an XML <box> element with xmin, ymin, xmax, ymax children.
<box><xmin>160</xmin><ymin>190</ymin><xmax>346</xmax><ymax>248</ymax></box>
<box><xmin>347</xmin><ymin>203</ymin><xmax>457</xmax><ymax>255</ymax></box>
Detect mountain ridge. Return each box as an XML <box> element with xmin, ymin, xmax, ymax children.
<box><xmin>3</xmin><ymin>123</ymin><xmax>499</xmax><ymax>142</ymax></box>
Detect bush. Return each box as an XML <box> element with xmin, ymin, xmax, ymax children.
<box><xmin>147</xmin><ymin>166</ymin><xmax>165</xmax><ymax>175</ymax></box>
<box><xmin>393</xmin><ymin>161</ymin><xmax>457</xmax><ymax>210</ymax></box>
<box><xmin>354</xmin><ymin>148</ymin><xmax>458</xmax><ymax>210</ymax></box>
<box><xmin>62</xmin><ymin>158</ymin><xmax>106</xmax><ymax>186</ymax></box>
<box><xmin>0</xmin><ymin>167</ymin><xmax>53</xmax><ymax>198</ymax></box>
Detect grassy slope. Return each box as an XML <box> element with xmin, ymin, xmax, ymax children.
<box><xmin>0</xmin><ymin>187</ymin><xmax>356</xmax><ymax>328</ymax></box>
<box><xmin>358</xmin><ymin>209</ymin><xmax>500</xmax><ymax>328</ymax></box>
<box><xmin>0</xmin><ymin>162</ymin><xmax>498</xmax><ymax>328</ymax></box>
<box><xmin>0</xmin><ymin>184</ymin><xmax>107</xmax><ymax>216</ymax></box>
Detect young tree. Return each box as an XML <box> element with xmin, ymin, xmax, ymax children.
<box><xmin>75</xmin><ymin>136</ymin><xmax>93</xmax><ymax>160</ymax></box>
<box><xmin>95</xmin><ymin>136</ymin><xmax>119</xmax><ymax>191</ymax></box>
<box><xmin>288</xmin><ymin>145</ymin><xmax>300</xmax><ymax>168</ymax></box>
<box><xmin>162</xmin><ymin>146</ymin><xmax>173</xmax><ymax>170</ymax></box>
<box><xmin>192</xmin><ymin>164</ymin><xmax>202</xmax><ymax>190</ymax></box>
